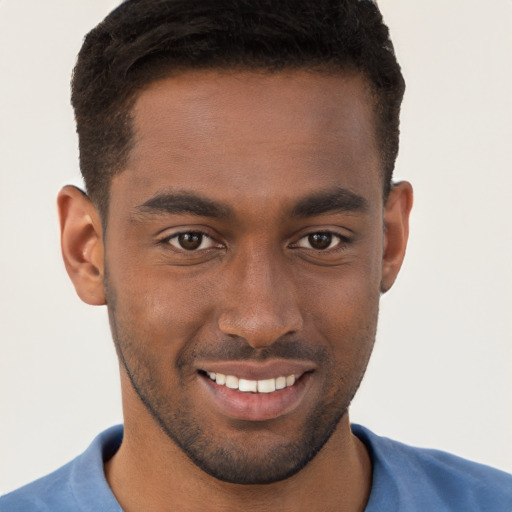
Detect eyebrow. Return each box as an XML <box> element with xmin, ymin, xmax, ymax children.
<box><xmin>291</xmin><ymin>187</ymin><xmax>368</xmax><ymax>217</ymax></box>
<box><xmin>132</xmin><ymin>186</ymin><xmax>367</xmax><ymax>222</ymax></box>
<box><xmin>133</xmin><ymin>191</ymin><xmax>232</xmax><ymax>219</ymax></box>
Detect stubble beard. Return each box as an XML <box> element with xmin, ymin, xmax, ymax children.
<box><xmin>106</xmin><ymin>284</ymin><xmax>376</xmax><ymax>485</ymax></box>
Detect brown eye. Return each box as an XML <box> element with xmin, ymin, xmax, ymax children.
<box><xmin>308</xmin><ymin>233</ymin><xmax>332</xmax><ymax>250</ymax></box>
<box><xmin>168</xmin><ymin>232</ymin><xmax>214</xmax><ymax>251</ymax></box>
<box><xmin>295</xmin><ymin>232</ymin><xmax>343</xmax><ymax>251</ymax></box>
<box><xmin>178</xmin><ymin>233</ymin><xmax>203</xmax><ymax>250</ymax></box>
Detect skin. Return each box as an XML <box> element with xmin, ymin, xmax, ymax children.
<box><xmin>58</xmin><ymin>70</ymin><xmax>412</xmax><ymax>511</ymax></box>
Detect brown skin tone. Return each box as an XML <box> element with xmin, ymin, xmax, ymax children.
<box><xmin>58</xmin><ymin>70</ymin><xmax>412</xmax><ymax>511</ymax></box>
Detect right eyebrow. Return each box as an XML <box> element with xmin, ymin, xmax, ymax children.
<box><xmin>132</xmin><ymin>191</ymin><xmax>232</xmax><ymax>220</ymax></box>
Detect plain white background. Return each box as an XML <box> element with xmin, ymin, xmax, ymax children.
<box><xmin>1</xmin><ymin>0</ymin><xmax>511</xmax><ymax>495</ymax></box>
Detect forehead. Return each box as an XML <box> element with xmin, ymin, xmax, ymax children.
<box><xmin>113</xmin><ymin>69</ymin><xmax>382</xmax><ymax>216</ymax></box>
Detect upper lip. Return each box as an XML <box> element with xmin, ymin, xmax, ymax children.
<box><xmin>194</xmin><ymin>359</ymin><xmax>316</xmax><ymax>380</ymax></box>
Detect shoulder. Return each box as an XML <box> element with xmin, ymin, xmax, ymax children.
<box><xmin>0</xmin><ymin>425</ymin><xmax>123</xmax><ymax>512</ymax></box>
<box><xmin>352</xmin><ymin>424</ymin><xmax>512</xmax><ymax>512</ymax></box>
<box><xmin>0</xmin><ymin>460</ymin><xmax>75</xmax><ymax>512</ymax></box>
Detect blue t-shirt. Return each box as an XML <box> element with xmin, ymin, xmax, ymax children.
<box><xmin>1</xmin><ymin>424</ymin><xmax>511</xmax><ymax>511</ymax></box>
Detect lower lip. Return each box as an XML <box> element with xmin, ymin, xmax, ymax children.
<box><xmin>199</xmin><ymin>373</ymin><xmax>312</xmax><ymax>421</ymax></box>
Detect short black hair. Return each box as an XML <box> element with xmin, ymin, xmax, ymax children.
<box><xmin>71</xmin><ymin>0</ymin><xmax>405</xmax><ymax>219</ymax></box>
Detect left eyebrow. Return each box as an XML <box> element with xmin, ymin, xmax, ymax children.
<box><xmin>290</xmin><ymin>187</ymin><xmax>369</xmax><ymax>217</ymax></box>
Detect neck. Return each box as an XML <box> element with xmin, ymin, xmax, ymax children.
<box><xmin>106</xmin><ymin>418</ymin><xmax>371</xmax><ymax>511</ymax></box>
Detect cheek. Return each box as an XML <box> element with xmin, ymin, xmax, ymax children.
<box><xmin>298</xmin><ymin>263</ymin><xmax>381</xmax><ymax>358</ymax></box>
<box><xmin>108</xmin><ymin>262</ymin><xmax>219</xmax><ymax>353</ymax></box>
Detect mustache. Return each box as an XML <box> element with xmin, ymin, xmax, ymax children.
<box><xmin>178</xmin><ymin>336</ymin><xmax>329</xmax><ymax>367</ymax></box>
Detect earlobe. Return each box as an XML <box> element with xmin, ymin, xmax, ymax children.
<box><xmin>380</xmin><ymin>181</ymin><xmax>413</xmax><ymax>293</ymax></box>
<box><xmin>58</xmin><ymin>185</ymin><xmax>106</xmax><ymax>305</ymax></box>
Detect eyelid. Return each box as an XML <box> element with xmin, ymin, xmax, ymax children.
<box><xmin>157</xmin><ymin>227</ymin><xmax>351</xmax><ymax>253</ymax></box>
<box><xmin>170</xmin><ymin>233</ymin><xmax>214</xmax><ymax>251</ymax></box>
<box><xmin>292</xmin><ymin>230</ymin><xmax>351</xmax><ymax>251</ymax></box>
<box><xmin>159</xmin><ymin>228</ymin><xmax>224</xmax><ymax>251</ymax></box>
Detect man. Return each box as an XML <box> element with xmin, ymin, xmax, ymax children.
<box><xmin>1</xmin><ymin>0</ymin><xmax>511</xmax><ymax>510</ymax></box>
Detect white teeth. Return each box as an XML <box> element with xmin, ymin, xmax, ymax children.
<box><xmin>275</xmin><ymin>376</ymin><xmax>287</xmax><ymax>390</ymax></box>
<box><xmin>205</xmin><ymin>372</ymin><xmax>299</xmax><ymax>393</ymax></box>
<box><xmin>225</xmin><ymin>375</ymin><xmax>239</xmax><ymax>389</ymax></box>
<box><xmin>257</xmin><ymin>378</ymin><xmax>276</xmax><ymax>393</ymax></box>
<box><xmin>239</xmin><ymin>379</ymin><xmax>258</xmax><ymax>392</ymax></box>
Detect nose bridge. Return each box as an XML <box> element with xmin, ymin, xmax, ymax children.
<box><xmin>218</xmin><ymin>241</ymin><xmax>303</xmax><ymax>348</ymax></box>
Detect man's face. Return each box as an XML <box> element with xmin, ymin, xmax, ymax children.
<box><xmin>104</xmin><ymin>70</ymin><xmax>386</xmax><ymax>484</ymax></box>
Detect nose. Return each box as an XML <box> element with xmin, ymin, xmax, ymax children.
<box><xmin>217</xmin><ymin>245</ymin><xmax>303</xmax><ymax>349</ymax></box>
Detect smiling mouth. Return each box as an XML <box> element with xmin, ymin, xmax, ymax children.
<box><xmin>197</xmin><ymin>365</ymin><xmax>314</xmax><ymax>420</ymax></box>
<box><xmin>202</xmin><ymin>371</ymin><xmax>299</xmax><ymax>394</ymax></box>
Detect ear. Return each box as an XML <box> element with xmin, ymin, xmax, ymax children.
<box><xmin>380</xmin><ymin>181</ymin><xmax>413</xmax><ymax>293</ymax></box>
<box><xmin>57</xmin><ymin>185</ymin><xmax>106</xmax><ymax>305</ymax></box>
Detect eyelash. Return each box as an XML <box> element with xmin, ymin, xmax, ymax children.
<box><xmin>292</xmin><ymin>231</ymin><xmax>349</xmax><ymax>252</ymax></box>
<box><xmin>160</xmin><ymin>230</ymin><xmax>350</xmax><ymax>253</ymax></box>
<box><xmin>161</xmin><ymin>231</ymin><xmax>220</xmax><ymax>252</ymax></box>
